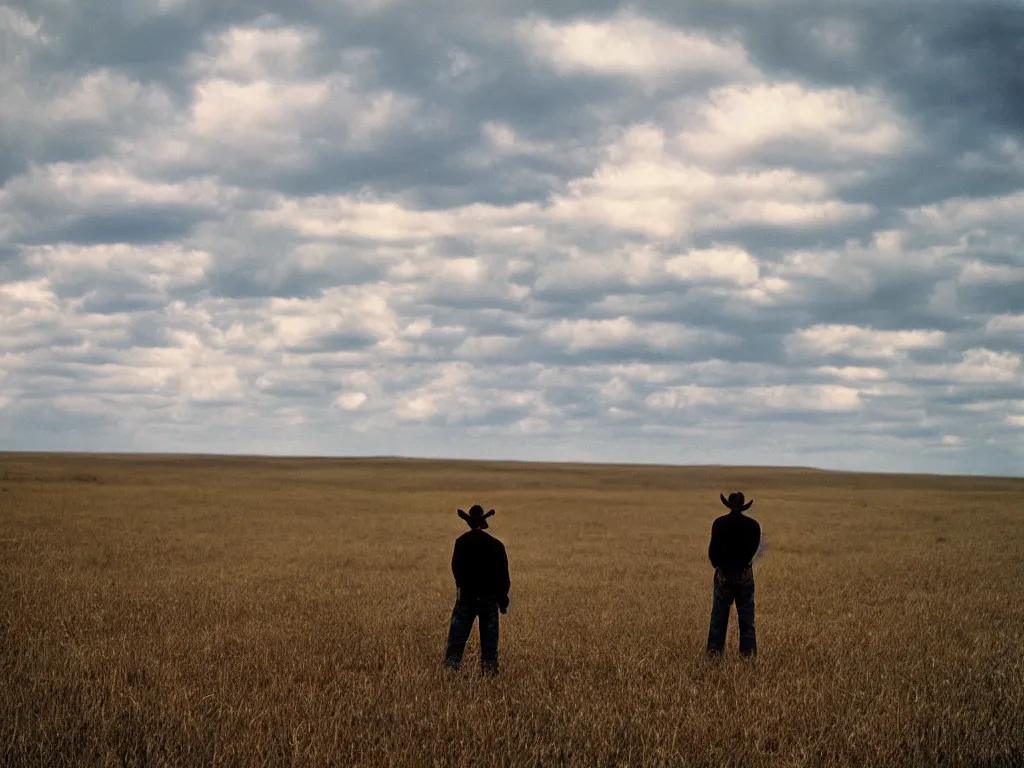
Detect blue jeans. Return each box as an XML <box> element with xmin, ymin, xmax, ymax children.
<box><xmin>706</xmin><ymin>568</ymin><xmax>757</xmax><ymax>657</ymax></box>
<box><xmin>444</xmin><ymin>592</ymin><xmax>500</xmax><ymax>674</ymax></box>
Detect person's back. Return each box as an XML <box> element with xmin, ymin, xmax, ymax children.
<box><xmin>708</xmin><ymin>508</ymin><xmax>761</xmax><ymax>577</ymax></box>
<box><xmin>452</xmin><ymin>528</ymin><xmax>510</xmax><ymax>601</ymax></box>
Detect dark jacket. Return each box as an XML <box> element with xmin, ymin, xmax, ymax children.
<box><xmin>452</xmin><ymin>529</ymin><xmax>510</xmax><ymax>608</ymax></box>
<box><xmin>708</xmin><ymin>511</ymin><xmax>761</xmax><ymax>576</ymax></box>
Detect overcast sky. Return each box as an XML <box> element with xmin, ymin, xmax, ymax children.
<box><xmin>2</xmin><ymin>1</ymin><xmax>1023</xmax><ymax>475</ymax></box>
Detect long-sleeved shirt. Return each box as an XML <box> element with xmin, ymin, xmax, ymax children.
<box><xmin>708</xmin><ymin>511</ymin><xmax>761</xmax><ymax>574</ymax></box>
<box><xmin>451</xmin><ymin>529</ymin><xmax>510</xmax><ymax>606</ymax></box>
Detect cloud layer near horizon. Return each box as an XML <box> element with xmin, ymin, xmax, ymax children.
<box><xmin>2</xmin><ymin>1</ymin><xmax>1023</xmax><ymax>474</ymax></box>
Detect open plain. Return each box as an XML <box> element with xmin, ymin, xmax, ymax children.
<box><xmin>1</xmin><ymin>452</ymin><xmax>1022</xmax><ymax>767</ymax></box>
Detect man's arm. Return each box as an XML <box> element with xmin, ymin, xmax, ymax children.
<box><xmin>745</xmin><ymin>520</ymin><xmax>761</xmax><ymax>565</ymax></box>
<box><xmin>496</xmin><ymin>543</ymin><xmax>510</xmax><ymax>610</ymax></box>
<box><xmin>708</xmin><ymin>519</ymin><xmax>722</xmax><ymax>568</ymax></box>
<box><xmin>451</xmin><ymin>538</ymin><xmax>465</xmax><ymax>586</ymax></box>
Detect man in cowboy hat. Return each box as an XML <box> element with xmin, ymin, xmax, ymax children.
<box><xmin>706</xmin><ymin>491</ymin><xmax>761</xmax><ymax>658</ymax></box>
<box><xmin>443</xmin><ymin>505</ymin><xmax>511</xmax><ymax>676</ymax></box>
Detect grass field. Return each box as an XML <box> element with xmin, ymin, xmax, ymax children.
<box><xmin>1</xmin><ymin>453</ymin><xmax>1022</xmax><ymax>767</ymax></box>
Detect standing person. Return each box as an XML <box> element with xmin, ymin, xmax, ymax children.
<box><xmin>706</xmin><ymin>492</ymin><xmax>761</xmax><ymax>658</ymax></box>
<box><xmin>444</xmin><ymin>505</ymin><xmax>511</xmax><ymax>676</ymax></box>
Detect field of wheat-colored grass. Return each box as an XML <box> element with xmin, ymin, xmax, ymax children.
<box><xmin>1</xmin><ymin>452</ymin><xmax>1022</xmax><ymax>767</ymax></box>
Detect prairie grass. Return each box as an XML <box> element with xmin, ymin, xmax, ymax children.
<box><xmin>1</xmin><ymin>453</ymin><xmax>1022</xmax><ymax>767</ymax></box>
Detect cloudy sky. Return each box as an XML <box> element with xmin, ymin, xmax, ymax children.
<box><xmin>2</xmin><ymin>0</ymin><xmax>1023</xmax><ymax>475</ymax></box>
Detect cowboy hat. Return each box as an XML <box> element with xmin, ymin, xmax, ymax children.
<box><xmin>721</xmin><ymin>492</ymin><xmax>753</xmax><ymax>512</ymax></box>
<box><xmin>457</xmin><ymin>504</ymin><xmax>495</xmax><ymax>528</ymax></box>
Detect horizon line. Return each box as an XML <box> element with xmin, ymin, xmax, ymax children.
<box><xmin>1</xmin><ymin>449</ymin><xmax>1021</xmax><ymax>482</ymax></box>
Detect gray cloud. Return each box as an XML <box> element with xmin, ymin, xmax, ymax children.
<box><xmin>42</xmin><ymin>206</ymin><xmax>206</xmax><ymax>246</ymax></box>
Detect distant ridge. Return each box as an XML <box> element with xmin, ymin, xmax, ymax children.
<box><xmin>0</xmin><ymin>450</ymin><xmax>1020</xmax><ymax>481</ymax></box>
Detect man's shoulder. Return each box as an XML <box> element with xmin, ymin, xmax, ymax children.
<box><xmin>479</xmin><ymin>530</ymin><xmax>504</xmax><ymax>547</ymax></box>
<box><xmin>456</xmin><ymin>530</ymin><xmax>503</xmax><ymax>545</ymax></box>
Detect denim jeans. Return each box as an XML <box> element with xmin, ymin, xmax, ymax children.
<box><xmin>444</xmin><ymin>591</ymin><xmax>500</xmax><ymax>674</ymax></box>
<box><xmin>706</xmin><ymin>568</ymin><xmax>757</xmax><ymax>657</ymax></box>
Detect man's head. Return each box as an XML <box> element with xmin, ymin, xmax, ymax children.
<box><xmin>721</xmin><ymin>492</ymin><xmax>753</xmax><ymax>513</ymax></box>
<box><xmin>457</xmin><ymin>504</ymin><xmax>495</xmax><ymax>529</ymax></box>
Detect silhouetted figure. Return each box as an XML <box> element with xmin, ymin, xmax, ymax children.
<box><xmin>444</xmin><ymin>505</ymin><xmax>511</xmax><ymax>675</ymax></box>
<box><xmin>706</xmin><ymin>492</ymin><xmax>760</xmax><ymax>657</ymax></box>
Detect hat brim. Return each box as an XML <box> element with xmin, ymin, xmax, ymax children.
<box><xmin>458</xmin><ymin>509</ymin><xmax>495</xmax><ymax>527</ymax></box>
<box><xmin>721</xmin><ymin>494</ymin><xmax>753</xmax><ymax>512</ymax></box>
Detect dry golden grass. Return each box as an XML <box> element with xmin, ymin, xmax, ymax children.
<box><xmin>1</xmin><ymin>453</ymin><xmax>1022</xmax><ymax>767</ymax></box>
